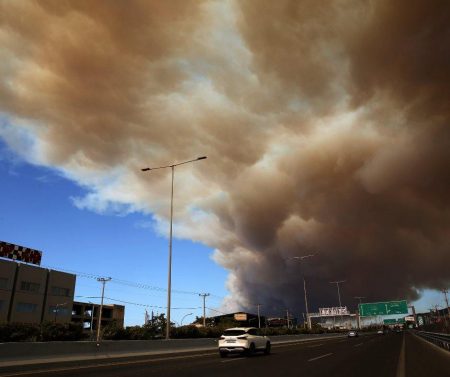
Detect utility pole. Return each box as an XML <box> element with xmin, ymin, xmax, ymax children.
<box><xmin>257</xmin><ymin>304</ymin><xmax>261</xmax><ymax>329</ymax></box>
<box><xmin>286</xmin><ymin>309</ymin><xmax>290</xmax><ymax>329</ymax></box>
<box><xmin>96</xmin><ymin>277</ymin><xmax>111</xmax><ymax>343</ymax></box>
<box><xmin>409</xmin><ymin>305</ymin><xmax>417</xmax><ymax>328</ymax></box>
<box><xmin>199</xmin><ymin>293</ymin><xmax>210</xmax><ymax>327</ymax></box>
<box><xmin>443</xmin><ymin>289</ymin><xmax>450</xmax><ymax>323</ymax></box>
<box><xmin>433</xmin><ymin>305</ymin><xmax>442</xmax><ymax>326</ymax></box>
<box><xmin>90</xmin><ymin>302</ymin><xmax>95</xmax><ymax>340</ymax></box>
<box><xmin>354</xmin><ymin>296</ymin><xmax>365</xmax><ymax>330</ymax></box>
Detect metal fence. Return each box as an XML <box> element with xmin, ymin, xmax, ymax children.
<box><xmin>414</xmin><ymin>330</ymin><xmax>450</xmax><ymax>352</ymax></box>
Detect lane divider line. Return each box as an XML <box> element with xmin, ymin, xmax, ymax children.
<box><xmin>307</xmin><ymin>344</ymin><xmax>324</xmax><ymax>348</ymax></box>
<box><xmin>308</xmin><ymin>353</ymin><xmax>333</xmax><ymax>362</ymax></box>
<box><xmin>221</xmin><ymin>358</ymin><xmax>246</xmax><ymax>363</ymax></box>
<box><xmin>396</xmin><ymin>333</ymin><xmax>406</xmax><ymax>377</ymax></box>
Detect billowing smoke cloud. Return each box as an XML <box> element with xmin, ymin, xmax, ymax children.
<box><xmin>1</xmin><ymin>0</ymin><xmax>449</xmax><ymax>315</ymax></box>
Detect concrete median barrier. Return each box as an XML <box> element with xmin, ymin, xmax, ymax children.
<box><xmin>0</xmin><ymin>332</ymin><xmax>345</xmax><ymax>366</ymax></box>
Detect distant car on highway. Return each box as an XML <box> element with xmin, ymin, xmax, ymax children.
<box><xmin>218</xmin><ymin>327</ymin><xmax>271</xmax><ymax>357</ymax></box>
<box><xmin>347</xmin><ymin>330</ymin><xmax>358</xmax><ymax>338</ymax></box>
<box><xmin>377</xmin><ymin>329</ymin><xmax>384</xmax><ymax>335</ymax></box>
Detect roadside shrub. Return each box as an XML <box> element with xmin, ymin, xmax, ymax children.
<box><xmin>102</xmin><ymin>321</ymin><xmax>130</xmax><ymax>340</ymax></box>
<box><xmin>40</xmin><ymin>322</ymin><xmax>84</xmax><ymax>341</ymax></box>
<box><xmin>0</xmin><ymin>323</ymin><xmax>40</xmax><ymax>342</ymax></box>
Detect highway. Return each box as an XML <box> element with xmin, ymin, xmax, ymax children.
<box><xmin>0</xmin><ymin>331</ymin><xmax>448</xmax><ymax>377</ymax></box>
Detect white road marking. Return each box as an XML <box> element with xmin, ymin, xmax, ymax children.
<box><xmin>396</xmin><ymin>333</ymin><xmax>406</xmax><ymax>377</ymax></box>
<box><xmin>221</xmin><ymin>357</ymin><xmax>245</xmax><ymax>363</ymax></box>
<box><xmin>308</xmin><ymin>353</ymin><xmax>333</xmax><ymax>362</ymax></box>
<box><xmin>307</xmin><ymin>344</ymin><xmax>323</xmax><ymax>348</ymax></box>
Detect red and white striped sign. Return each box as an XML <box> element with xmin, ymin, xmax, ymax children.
<box><xmin>0</xmin><ymin>241</ymin><xmax>42</xmax><ymax>265</ymax></box>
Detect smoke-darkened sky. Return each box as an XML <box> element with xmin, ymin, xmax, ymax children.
<box><xmin>1</xmin><ymin>0</ymin><xmax>449</xmax><ymax>314</ymax></box>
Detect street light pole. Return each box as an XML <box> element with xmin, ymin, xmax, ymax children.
<box><xmin>167</xmin><ymin>165</ymin><xmax>174</xmax><ymax>337</ymax></box>
<box><xmin>330</xmin><ymin>280</ymin><xmax>346</xmax><ymax>328</ymax></box>
<box><xmin>293</xmin><ymin>255</ymin><xmax>315</xmax><ymax>330</ymax></box>
<box><xmin>181</xmin><ymin>313</ymin><xmax>193</xmax><ymax>326</ymax></box>
<box><xmin>53</xmin><ymin>302</ymin><xmax>67</xmax><ymax>323</ymax></box>
<box><xmin>330</xmin><ymin>280</ymin><xmax>346</xmax><ymax>308</ymax></box>
<box><xmin>354</xmin><ymin>296</ymin><xmax>365</xmax><ymax>305</ymax></box>
<box><xmin>141</xmin><ymin>156</ymin><xmax>207</xmax><ymax>340</ymax></box>
<box><xmin>257</xmin><ymin>304</ymin><xmax>261</xmax><ymax>329</ymax></box>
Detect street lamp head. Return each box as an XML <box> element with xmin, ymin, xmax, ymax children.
<box><xmin>197</xmin><ymin>156</ymin><xmax>207</xmax><ymax>160</ymax></box>
<box><xmin>141</xmin><ymin>168</ymin><xmax>151</xmax><ymax>171</ymax></box>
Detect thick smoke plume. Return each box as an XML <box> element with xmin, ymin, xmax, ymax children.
<box><xmin>1</xmin><ymin>0</ymin><xmax>449</xmax><ymax>314</ymax></box>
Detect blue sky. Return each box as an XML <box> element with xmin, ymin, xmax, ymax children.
<box><xmin>0</xmin><ymin>139</ymin><xmax>229</xmax><ymax>326</ymax></box>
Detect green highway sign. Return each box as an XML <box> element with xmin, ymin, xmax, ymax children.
<box><xmin>359</xmin><ymin>300</ymin><xmax>408</xmax><ymax>317</ymax></box>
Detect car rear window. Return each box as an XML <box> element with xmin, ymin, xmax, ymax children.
<box><xmin>223</xmin><ymin>330</ymin><xmax>246</xmax><ymax>336</ymax></box>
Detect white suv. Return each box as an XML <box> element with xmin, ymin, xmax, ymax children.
<box><xmin>218</xmin><ymin>327</ymin><xmax>271</xmax><ymax>357</ymax></box>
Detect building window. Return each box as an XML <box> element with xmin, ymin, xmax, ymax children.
<box><xmin>51</xmin><ymin>286</ymin><xmax>70</xmax><ymax>297</ymax></box>
<box><xmin>20</xmin><ymin>281</ymin><xmax>40</xmax><ymax>292</ymax></box>
<box><xmin>0</xmin><ymin>277</ymin><xmax>8</xmax><ymax>289</ymax></box>
<box><xmin>16</xmin><ymin>302</ymin><xmax>38</xmax><ymax>313</ymax></box>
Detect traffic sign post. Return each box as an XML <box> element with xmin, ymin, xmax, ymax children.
<box><xmin>359</xmin><ymin>300</ymin><xmax>408</xmax><ymax>317</ymax></box>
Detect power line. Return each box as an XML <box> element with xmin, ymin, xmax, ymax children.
<box><xmin>105</xmin><ymin>298</ymin><xmax>202</xmax><ymax>310</ymax></box>
<box><xmin>109</xmin><ymin>278</ymin><xmax>199</xmax><ymax>296</ymax></box>
<box><xmin>205</xmin><ymin>307</ymin><xmax>228</xmax><ymax>315</ymax></box>
<box><xmin>75</xmin><ymin>295</ymin><xmax>202</xmax><ymax>310</ymax></box>
<box><xmin>42</xmin><ymin>265</ymin><xmax>221</xmax><ymax>297</ymax></box>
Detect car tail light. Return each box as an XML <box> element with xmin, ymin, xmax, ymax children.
<box><xmin>237</xmin><ymin>335</ymin><xmax>248</xmax><ymax>339</ymax></box>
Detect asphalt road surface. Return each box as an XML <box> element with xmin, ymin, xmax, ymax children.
<box><xmin>1</xmin><ymin>331</ymin><xmax>448</xmax><ymax>377</ymax></box>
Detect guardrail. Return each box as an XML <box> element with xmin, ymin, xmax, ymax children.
<box><xmin>414</xmin><ymin>330</ymin><xmax>450</xmax><ymax>352</ymax></box>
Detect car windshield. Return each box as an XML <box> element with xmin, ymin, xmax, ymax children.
<box><xmin>223</xmin><ymin>330</ymin><xmax>246</xmax><ymax>336</ymax></box>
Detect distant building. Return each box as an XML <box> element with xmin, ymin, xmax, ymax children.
<box><xmin>0</xmin><ymin>258</ymin><xmax>75</xmax><ymax>324</ymax></box>
<box><xmin>204</xmin><ymin>312</ymin><xmax>265</xmax><ymax>327</ymax></box>
<box><xmin>71</xmin><ymin>301</ymin><xmax>125</xmax><ymax>333</ymax></box>
<box><xmin>416</xmin><ymin>307</ymin><xmax>450</xmax><ymax>327</ymax></box>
